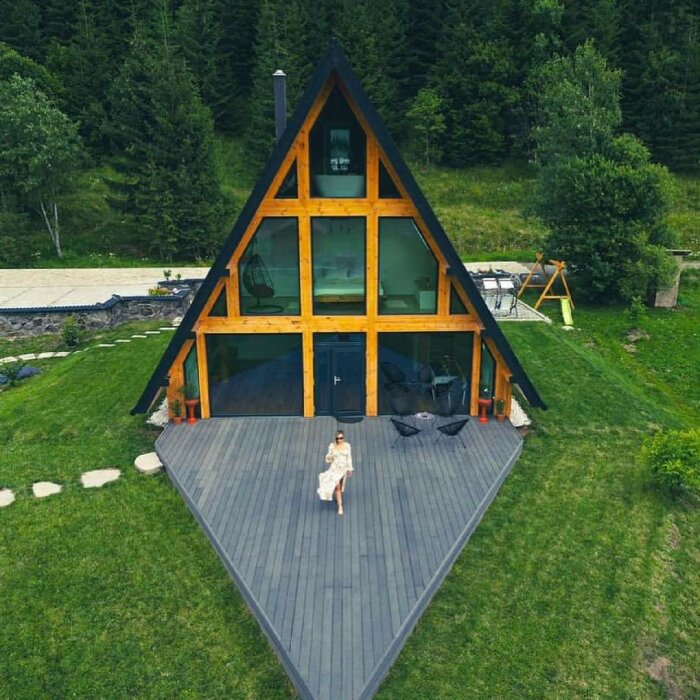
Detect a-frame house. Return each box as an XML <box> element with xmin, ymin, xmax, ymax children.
<box><xmin>133</xmin><ymin>42</ymin><xmax>544</xmax><ymax>420</ymax></box>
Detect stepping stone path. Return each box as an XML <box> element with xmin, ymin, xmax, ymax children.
<box><xmin>115</xmin><ymin>339</ymin><xmax>131</xmax><ymax>343</ymax></box>
<box><xmin>159</xmin><ymin>327</ymin><xmax>176</xmax><ymax>331</ymax></box>
<box><xmin>0</xmin><ymin>356</ymin><xmax>19</xmax><ymax>364</ymax></box>
<box><xmin>131</xmin><ymin>334</ymin><xmax>147</xmax><ymax>339</ymax></box>
<box><xmin>32</xmin><ymin>481</ymin><xmax>62</xmax><ymax>498</ymax></box>
<box><xmin>97</xmin><ymin>343</ymin><xmax>116</xmax><ymax>348</ymax></box>
<box><xmin>80</xmin><ymin>469</ymin><xmax>121</xmax><ymax>488</ymax></box>
<box><xmin>19</xmin><ymin>353</ymin><xmax>37</xmax><ymax>360</ymax></box>
<box><xmin>37</xmin><ymin>352</ymin><xmax>56</xmax><ymax>359</ymax></box>
<box><xmin>144</xmin><ymin>330</ymin><xmax>160</xmax><ymax>335</ymax></box>
<box><xmin>0</xmin><ymin>488</ymin><xmax>15</xmax><ymax>507</ymax></box>
<box><xmin>134</xmin><ymin>452</ymin><xmax>163</xmax><ymax>475</ymax></box>
<box><xmin>54</xmin><ymin>351</ymin><xmax>71</xmax><ymax>357</ymax></box>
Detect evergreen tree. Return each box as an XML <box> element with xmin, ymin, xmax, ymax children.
<box><xmin>107</xmin><ymin>21</ymin><xmax>225</xmax><ymax>260</ymax></box>
<box><xmin>433</xmin><ymin>1</ymin><xmax>519</xmax><ymax>165</ymax></box>
<box><xmin>0</xmin><ymin>0</ymin><xmax>43</xmax><ymax>61</ymax></box>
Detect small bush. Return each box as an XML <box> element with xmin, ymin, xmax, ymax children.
<box><xmin>643</xmin><ymin>428</ymin><xmax>700</xmax><ymax>495</ymax></box>
<box><xmin>148</xmin><ymin>287</ymin><xmax>171</xmax><ymax>296</ymax></box>
<box><xmin>626</xmin><ymin>295</ymin><xmax>647</xmax><ymax>326</ymax></box>
<box><xmin>0</xmin><ymin>361</ymin><xmax>27</xmax><ymax>387</ymax></box>
<box><xmin>62</xmin><ymin>315</ymin><xmax>83</xmax><ymax>347</ymax></box>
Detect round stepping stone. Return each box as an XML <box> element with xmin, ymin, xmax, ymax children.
<box><xmin>134</xmin><ymin>452</ymin><xmax>163</xmax><ymax>475</ymax></box>
<box><xmin>81</xmin><ymin>468</ymin><xmax>121</xmax><ymax>488</ymax></box>
<box><xmin>37</xmin><ymin>352</ymin><xmax>56</xmax><ymax>359</ymax></box>
<box><xmin>32</xmin><ymin>481</ymin><xmax>62</xmax><ymax>498</ymax></box>
<box><xmin>0</xmin><ymin>488</ymin><xmax>15</xmax><ymax>507</ymax></box>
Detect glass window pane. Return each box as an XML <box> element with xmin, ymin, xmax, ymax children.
<box><xmin>378</xmin><ymin>332</ymin><xmax>473</xmax><ymax>415</ymax></box>
<box><xmin>379</xmin><ymin>218</ymin><xmax>438</xmax><ymax>314</ymax></box>
<box><xmin>184</xmin><ymin>345</ymin><xmax>200</xmax><ymax>398</ymax></box>
<box><xmin>209</xmin><ymin>287</ymin><xmax>228</xmax><ymax>317</ymax></box>
<box><xmin>379</xmin><ymin>160</ymin><xmax>401</xmax><ymax>198</ymax></box>
<box><xmin>238</xmin><ymin>217</ymin><xmax>300</xmax><ymax>315</ymax></box>
<box><xmin>310</xmin><ymin>86</ymin><xmax>366</xmax><ymax>198</ymax></box>
<box><xmin>275</xmin><ymin>160</ymin><xmax>297</xmax><ymax>199</ymax></box>
<box><xmin>312</xmin><ymin>217</ymin><xmax>365</xmax><ymax>315</ymax></box>
<box><xmin>206</xmin><ymin>334</ymin><xmax>303</xmax><ymax>415</ymax></box>
<box><xmin>450</xmin><ymin>284</ymin><xmax>469</xmax><ymax>314</ymax></box>
<box><xmin>480</xmin><ymin>341</ymin><xmax>496</xmax><ymax>402</ymax></box>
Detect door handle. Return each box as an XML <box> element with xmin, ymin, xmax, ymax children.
<box><xmin>333</xmin><ymin>375</ymin><xmax>342</xmax><ymax>385</ymax></box>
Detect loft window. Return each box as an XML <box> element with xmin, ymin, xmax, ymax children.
<box><xmin>309</xmin><ymin>86</ymin><xmax>366</xmax><ymax>198</ymax></box>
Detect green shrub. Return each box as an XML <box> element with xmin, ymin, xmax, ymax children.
<box><xmin>643</xmin><ymin>429</ymin><xmax>700</xmax><ymax>494</ymax></box>
<box><xmin>62</xmin><ymin>315</ymin><xmax>83</xmax><ymax>347</ymax></box>
<box><xmin>1</xmin><ymin>361</ymin><xmax>27</xmax><ymax>387</ymax></box>
<box><xmin>626</xmin><ymin>296</ymin><xmax>648</xmax><ymax>326</ymax></box>
<box><xmin>148</xmin><ymin>287</ymin><xmax>171</xmax><ymax>296</ymax></box>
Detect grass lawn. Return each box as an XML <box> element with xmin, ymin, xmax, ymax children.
<box><xmin>1</xmin><ymin>275</ymin><xmax>698</xmax><ymax>698</ymax></box>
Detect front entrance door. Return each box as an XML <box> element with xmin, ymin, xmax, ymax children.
<box><xmin>313</xmin><ymin>334</ymin><xmax>365</xmax><ymax>416</ymax></box>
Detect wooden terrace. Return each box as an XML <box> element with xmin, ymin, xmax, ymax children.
<box><xmin>155</xmin><ymin>415</ymin><xmax>523</xmax><ymax>700</ymax></box>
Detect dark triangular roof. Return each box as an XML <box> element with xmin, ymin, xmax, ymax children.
<box><xmin>132</xmin><ymin>40</ymin><xmax>545</xmax><ymax>414</ymax></box>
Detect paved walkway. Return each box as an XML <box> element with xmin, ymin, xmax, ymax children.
<box><xmin>0</xmin><ymin>267</ymin><xmax>208</xmax><ymax>309</ymax></box>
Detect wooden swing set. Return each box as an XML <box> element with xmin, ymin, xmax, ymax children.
<box><xmin>518</xmin><ymin>252</ymin><xmax>575</xmax><ymax>312</ymax></box>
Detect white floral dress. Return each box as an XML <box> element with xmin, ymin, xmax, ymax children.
<box><xmin>317</xmin><ymin>442</ymin><xmax>353</xmax><ymax>501</ymax></box>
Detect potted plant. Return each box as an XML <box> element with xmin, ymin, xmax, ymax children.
<box><xmin>495</xmin><ymin>398</ymin><xmax>506</xmax><ymax>420</ymax></box>
<box><xmin>477</xmin><ymin>385</ymin><xmax>492</xmax><ymax>423</ymax></box>
<box><xmin>170</xmin><ymin>398</ymin><xmax>183</xmax><ymax>425</ymax></box>
<box><xmin>183</xmin><ymin>385</ymin><xmax>200</xmax><ymax>424</ymax></box>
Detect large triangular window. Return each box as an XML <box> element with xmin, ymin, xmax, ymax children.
<box><xmin>309</xmin><ymin>86</ymin><xmax>366</xmax><ymax>198</ymax></box>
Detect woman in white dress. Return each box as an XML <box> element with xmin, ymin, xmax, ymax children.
<box><xmin>317</xmin><ymin>430</ymin><xmax>353</xmax><ymax>515</ymax></box>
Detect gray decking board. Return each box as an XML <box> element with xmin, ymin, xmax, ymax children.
<box><xmin>156</xmin><ymin>415</ymin><xmax>523</xmax><ymax>700</ymax></box>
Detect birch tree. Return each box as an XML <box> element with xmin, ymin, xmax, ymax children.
<box><xmin>0</xmin><ymin>74</ymin><xmax>81</xmax><ymax>258</ymax></box>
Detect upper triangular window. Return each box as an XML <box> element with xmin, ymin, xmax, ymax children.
<box><xmin>379</xmin><ymin>159</ymin><xmax>401</xmax><ymax>198</ymax></box>
<box><xmin>209</xmin><ymin>287</ymin><xmax>228</xmax><ymax>317</ymax></box>
<box><xmin>450</xmin><ymin>285</ymin><xmax>470</xmax><ymax>315</ymax></box>
<box><xmin>275</xmin><ymin>160</ymin><xmax>298</xmax><ymax>199</ymax></box>
<box><xmin>309</xmin><ymin>86</ymin><xmax>366</xmax><ymax>198</ymax></box>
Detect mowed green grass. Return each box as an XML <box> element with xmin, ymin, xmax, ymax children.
<box><xmin>1</xmin><ymin>275</ymin><xmax>698</xmax><ymax>698</ymax></box>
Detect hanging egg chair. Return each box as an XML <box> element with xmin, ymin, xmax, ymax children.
<box><xmin>241</xmin><ymin>253</ymin><xmax>283</xmax><ymax>313</ymax></box>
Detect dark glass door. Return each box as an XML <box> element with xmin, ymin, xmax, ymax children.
<box><xmin>314</xmin><ymin>334</ymin><xmax>365</xmax><ymax>416</ymax></box>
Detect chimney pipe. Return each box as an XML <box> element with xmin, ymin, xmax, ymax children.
<box><xmin>273</xmin><ymin>70</ymin><xmax>287</xmax><ymax>142</ymax></box>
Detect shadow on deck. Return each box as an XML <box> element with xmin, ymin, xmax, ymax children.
<box><xmin>156</xmin><ymin>415</ymin><xmax>523</xmax><ymax>700</ymax></box>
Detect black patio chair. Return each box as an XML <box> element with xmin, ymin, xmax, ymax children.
<box><xmin>414</xmin><ymin>363</ymin><xmax>436</xmax><ymax>406</ymax></box>
<box><xmin>434</xmin><ymin>378</ymin><xmax>456</xmax><ymax>417</ymax></box>
<box><xmin>434</xmin><ymin>418</ymin><xmax>470</xmax><ymax>448</ymax></box>
<box><xmin>386</xmin><ymin>383</ymin><xmax>413</xmax><ymax>418</ymax></box>
<box><xmin>389</xmin><ymin>418</ymin><xmax>423</xmax><ymax>448</ymax></box>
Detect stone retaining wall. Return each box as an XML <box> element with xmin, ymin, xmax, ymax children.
<box><xmin>0</xmin><ymin>279</ymin><xmax>203</xmax><ymax>338</ymax></box>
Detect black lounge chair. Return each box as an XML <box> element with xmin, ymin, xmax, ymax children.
<box><xmin>386</xmin><ymin>383</ymin><xmax>413</xmax><ymax>418</ymax></box>
<box><xmin>389</xmin><ymin>418</ymin><xmax>423</xmax><ymax>448</ymax></box>
<box><xmin>434</xmin><ymin>418</ymin><xmax>470</xmax><ymax>448</ymax></box>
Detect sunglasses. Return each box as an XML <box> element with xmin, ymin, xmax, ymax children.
<box><xmin>335</xmin><ymin>436</ymin><xmax>344</xmax><ymax>441</ymax></box>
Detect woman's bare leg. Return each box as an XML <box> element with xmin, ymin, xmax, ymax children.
<box><xmin>335</xmin><ymin>481</ymin><xmax>343</xmax><ymax>515</ymax></box>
